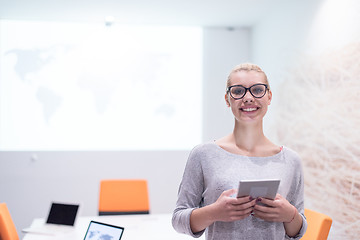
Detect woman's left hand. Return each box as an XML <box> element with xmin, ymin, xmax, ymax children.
<box><xmin>252</xmin><ymin>193</ymin><xmax>295</xmax><ymax>223</ymax></box>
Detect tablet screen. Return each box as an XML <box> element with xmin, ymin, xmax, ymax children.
<box><xmin>237</xmin><ymin>179</ymin><xmax>280</xmax><ymax>199</ymax></box>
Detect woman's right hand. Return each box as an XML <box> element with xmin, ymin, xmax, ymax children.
<box><xmin>190</xmin><ymin>188</ymin><xmax>256</xmax><ymax>233</ymax></box>
<box><xmin>212</xmin><ymin>188</ymin><xmax>256</xmax><ymax>222</ymax></box>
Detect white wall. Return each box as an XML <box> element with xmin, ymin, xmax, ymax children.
<box><xmin>251</xmin><ymin>0</ymin><xmax>324</xmax><ymax>143</ymax></box>
<box><xmin>202</xmin><ymin>27</ymin><xmax>251</xmax><ymax>141</ymax></box>
<box><xmin>0</xmin><ymin>27</ymin><xmax>251</xmax><ymax>239</ymax></box>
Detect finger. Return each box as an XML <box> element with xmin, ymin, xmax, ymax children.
<box><xmin>256</xmin><ymin>197</ymin><xmax>276</xmax><ymax>207</ymax></box>
<box><xmin>237</xmin><ymin>199</ymin><xmax>257</xmax><ymax>210</ymax></box>
<box><xmin>253</xmin><ymin>203</ymin><xmax>270</xmax><ymax>213</ymax></box>
<box><xmin>235</xmin><ymin>195</ymin><xmax>254</xmax><ymax>204</ymax></box>
<box><xmin>233</xmin><ymin>206</ymin><xmax>254</xmax><ymax>218</ymax></box>
<box><xmin>222</xmin><ymin>188</ymin><xmax>237</xmax><ymax>197</ymax></box>
<box><xmin>253</xmin><ymin>201</ymin><xmax>277</xmax><ymax>214</ymax></box>
<box><xmin>252</xmin><ymin>210</ymin><xmax>277</xmax><ymax>221</ymax></box>
<box><xmin>274</xmin><ymin>193</ymin><xmax>282</xmax><ymax>200</ymax></box>
<box><xmin>235</xmin><ymin>209</ymin><xmax>253</xmax><ymax>218</ymax></box>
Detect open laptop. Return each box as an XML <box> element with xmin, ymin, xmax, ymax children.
<box><xmin>83</xmin><ymin>221</ymin><xmax>124</xmax><ymax>240</ymax></box>
<box><xmin>22</xmin><ymin>202</ymin><xmax>80</xmax><ymax>235</ymax></box>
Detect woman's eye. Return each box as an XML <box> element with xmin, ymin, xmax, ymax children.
<box><xmin>252</xmin><ymin>87</ymin><xmax>264</xmax><ymax>94</ymax></box>
<box><xmin>233</xmin><ymin>88</ymin><xmax>244</xmax><ymax>95</ymax></box>
<box><xmin>253</xmin><ymin>88</ymin><xmax>262</xmax><ymax>93</ymax></box>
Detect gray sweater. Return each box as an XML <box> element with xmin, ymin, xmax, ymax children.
<box><xmin>172</xmin><ymin>142</ymin><xmax>307</xmax><ymax>240</ymax></box>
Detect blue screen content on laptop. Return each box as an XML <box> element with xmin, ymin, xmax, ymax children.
<box><xmin>84</xmin><ymin>221</ymin><xmax>124</xmax><ymax>240</ymax></box>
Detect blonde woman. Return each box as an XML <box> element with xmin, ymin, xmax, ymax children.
<box><xmin>172</xmin><ymin>63</ymin><xmax>307</xmax><ymax>240</ymax></box>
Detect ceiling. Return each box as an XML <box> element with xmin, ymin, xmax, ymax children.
<box><xmin>0</xmin><ymin>0</ymin><xmax>288</xmax><ymax>27</ymax></box>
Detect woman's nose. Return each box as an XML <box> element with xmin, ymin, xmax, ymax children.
<box><xmin>242</xmin><ymin>90</ymin><xmax>254</xmax><ymax>102</ymax></box>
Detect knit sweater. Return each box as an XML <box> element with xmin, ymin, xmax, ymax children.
<box><xmin>172</xmin><ymin>142</ymin><xmax>307</xmax><ymax>240</ymax></box>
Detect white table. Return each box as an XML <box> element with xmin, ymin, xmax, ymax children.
<box><xmin>22</xmin><ymin>213</ymin><xmax>205</xmax><ymax>240</ymax></box>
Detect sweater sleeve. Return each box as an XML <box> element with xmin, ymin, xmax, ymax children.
<box><xmin>172</xmin><ymin>145</ymin><xmax>206</xmax><ymax>238</ymax></box>
<box><xmin>284</xmin><ymin>148</ymin><xmax>308</xmax><ymax>240</ymax></box>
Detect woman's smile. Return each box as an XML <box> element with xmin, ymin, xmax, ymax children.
<box><xmin>240</xmin><ymin>106</ymin><xmax>259</xmax><ymax>112</ymax></box>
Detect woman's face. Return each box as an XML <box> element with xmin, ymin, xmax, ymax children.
<box><xmin>225</xmin><ymin>70</ymin><xmax>272</xmax><ymax>123</ymax></box>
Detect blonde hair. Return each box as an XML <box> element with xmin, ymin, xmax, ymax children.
<box><xmin>226</xmin><ymin>63</ymin><xmax>270</xmax><ymax>90</ymax></box>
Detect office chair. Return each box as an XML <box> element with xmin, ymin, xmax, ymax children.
<box><xmin>0</xmin><ymin>203</ymin><xmax>19</xmax><ymax>240</ymax></box>
<box><xmin>99</xmin><ymin>179</ymin><xmax>150</xmax><ymax>215</ymax></box>
<box><xmin>301</xmin><ymin>208</ymin><xmax>332</xmax><ymax>240</ymax></box>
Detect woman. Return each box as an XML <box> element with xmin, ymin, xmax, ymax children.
<box><xmin>172</xmin><ymin>63</ymin><xmax>307</xmax><ymax>239</ymax></box>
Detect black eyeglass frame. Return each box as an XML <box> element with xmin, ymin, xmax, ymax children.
<box><xmin>226</xmin><ymin>83</ymin><xmax>268</xmax><ymax>100</ymax></box>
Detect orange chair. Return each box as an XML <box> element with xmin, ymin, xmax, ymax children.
<box><xmin>0</xmin><ymin>203</ymin><xmax>19</xmax><ymax>240</ymax></box>
<box><xmin>99</xmin><ymin>179</ymin><xmax>150</xmax><ymax>215</ymax></box>
<box><xmin>301</xmin><ymin>208</ymin><xmax>332</xmax><ymax>240</ymax></box>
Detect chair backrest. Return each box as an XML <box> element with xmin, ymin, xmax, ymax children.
<box><xmin>0</xmin><ymin>203</ymin><xmax>19</xmax><ymax>240</ymax></box>
<box><xmin>98</xmin><ymin>179</ymin><xmax>150</xmax><ymax>216</ymax></box>
<box><xmin>301</xmin><ymin>208</ymin><xmax>332</xmax><ymax>240</ymax></box>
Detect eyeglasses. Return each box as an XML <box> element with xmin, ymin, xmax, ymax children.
<box><xmin>227</xmin><ymin>83</ymin><xmax>268</xmax><ymax>100</ymax></box>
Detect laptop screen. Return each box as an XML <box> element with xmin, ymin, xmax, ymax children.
<box><xmin>46</xmin><ymin>202</ymin><xmax>79</xmax><ymax>226</ymax></box>
<box><xmin>84</xmin><ymin>221</ymin><xmax>124</xmax><ymax>240</ymax></box>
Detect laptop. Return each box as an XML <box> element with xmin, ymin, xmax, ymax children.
<box><xmin>83</xmin><ymin>221</ymin><xmax>124</xmax><ymax>240</ymax></box>
<box><xmin>22</xmin><ymin>202</ymin><xmax>80</xmax><ymax>235</ymax></box>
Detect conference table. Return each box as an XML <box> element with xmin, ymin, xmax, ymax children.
<box><xmin>22</xmin><ymin>213</ymin><xmax>205</xmax><ymax>240</ymax></box>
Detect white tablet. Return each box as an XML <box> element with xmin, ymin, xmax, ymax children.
<box><xmin>237</xmin><ymin>179</ymin><xmax>280</xmax><ymax>199</ymax></box>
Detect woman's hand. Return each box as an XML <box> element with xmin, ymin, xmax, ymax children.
<box><xmin>252</xmin><ymin>194</ymin><xmax>303</xmax><ymax>237</ymax></box>
<box><xmin>190</xmin><ymin>188</ymin><xmax>256</xmax><ymax>233</ymax></box>
<box><xmin>252</xmin><ymin>193</ymin><xmax>294</xmax><ymax>222</ymax></box>
<box><xmin>212</xmin><ymin>189</ymin><xmax>256</xmax><ymax>222</ymax></box>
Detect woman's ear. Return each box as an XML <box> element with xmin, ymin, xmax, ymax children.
<box><xmin>267</xmin><ymin>90</ymin><xmax>272</xmax><ymax>105</ymax></box>
<box><xmin>225</xmin><ymin>93</ymin><xmax>231</xmax><ymax>107</ymax></box>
